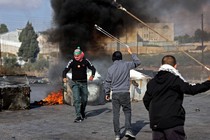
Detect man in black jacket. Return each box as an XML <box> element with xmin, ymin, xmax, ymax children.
<box><xmin>143</xmin><ymin>55</ymin><xmax>210</xmax><ymax>140</ymax></box>
<box><xmin>63</xmin><ymin>47</ymin><xmax>96</xmax><ymax>123</ymax></box>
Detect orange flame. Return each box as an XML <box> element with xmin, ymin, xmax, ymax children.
<box><xmin>43</xmin><ymin>90</ymin><xmax>63</xmax><ymax>105</ymax></box>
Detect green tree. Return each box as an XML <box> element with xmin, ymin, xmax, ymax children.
<box><xmin>18</xmin><ymin>22</ymin><xmax>40</xmax><ymax>63</ymax></box>
<box><xmin>23</xmin><ymin>59</ymin><xmax>49</xmax><ymax>72</ymax></box>
<box><xmin>175</xmin><ymin>29</ymin><xmax>210</xmax><ymax>43</ymax></box>
<box><xmin>3</xmin><ymin>57</ymin><xmax>19</xmax><ymax>68</ymax></box>
<box><xmin>194</xmin><ymin>29</ymin><xmax>209</xmax><ymax>42</ymax></box>
<box><xmin>0</xmin><ymin>24</ymin><xmax>9</xmax><ymax>34</ymax></box>
<box><xmin>175</xmin><ymin>34</ymin><xmax>194</xmax><ymax>43</ymax></box>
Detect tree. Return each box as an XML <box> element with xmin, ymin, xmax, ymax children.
<box><xmin>18</xmin><ymin>22</ymin><xmax>40</xmax><ymax>63</ymax></box>
<box><xmin>3</xmin><ymin>57</ymin><xmax>19</xmax><ymax>68</ymax></box>
<box><xmin>0</xmin><ymin>24</ymin><xmax>9</xmax><ymax>34</ymax></box>
<box><xmin>194</xmin><ymin>29</ymin><xmax>209</xmax><ymax>42</ymax></box>
<box><xmin>175</xmin><ymin>34</ymin><xmax>194</xmax><ymax>43</ymax></box>
<box><xmin>23</xmin><ymin>58</ymin><xmax>49</xmax><ymax>71</ymax></box>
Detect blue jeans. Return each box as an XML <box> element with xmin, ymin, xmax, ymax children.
<box><xmin>71</xmin><ymin>81</ymin><xmax>88</xmax><ymax>117</ymax></box>
<box><xmin>112</xmin><ymin>92</ymin><xmax>132</xmax><ymax>135</ymax></box>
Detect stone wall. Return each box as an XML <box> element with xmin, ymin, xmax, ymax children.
<box><xmin>0</xmin><ymin>75</ymin><xmax>30</xmax><ymax>111</ymax></box>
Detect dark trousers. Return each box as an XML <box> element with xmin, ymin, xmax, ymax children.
<box><xmin>152</xmin><ymin>126</ymin><xmax>187</xmax><ymax>140</ymax></box>
<box><xmin>71</xmin><ymin>81</ymin><xmax>88</xmax><ymax>117</ymax></box>
<box><xmin>112</xmin><ymin>92</ymin><xmax>132</xmax><ymax>136</ymax></box>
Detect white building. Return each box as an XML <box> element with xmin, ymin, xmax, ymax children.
<box><xmin>0</xmin><ymin>30</ymin><xmax>22</xmax><ymax>56</ymax></box>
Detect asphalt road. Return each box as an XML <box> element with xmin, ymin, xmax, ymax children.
<box><xmin>0</xmin><ymin>84</ymin><xmax>210</xmax><ymax>140</ymax></box>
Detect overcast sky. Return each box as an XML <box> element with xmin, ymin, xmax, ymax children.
<box><xmin>0</xmin><ymin>0</ymin><xmax>52</xmax><ymax>32</ymax></box>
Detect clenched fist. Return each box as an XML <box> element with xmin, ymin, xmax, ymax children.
<box><xmin>63</xmin><ymin>78</ymin><xmax>67</xmax><ymax>83</ymax></box>
<box><xmin>89</xmin><ymin>75</ymin><xmax>94</xmax><ymax>81</ymax></box>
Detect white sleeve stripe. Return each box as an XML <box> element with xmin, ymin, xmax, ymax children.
<box><xmin>86</xmin><ymin>59</ymin><xmax>93</xmax><ymax>66</ymax></box>
<box><xmin>66</xmin><ymin>59</ymin><xmax>73</xmax><ymax>68</ymax></box>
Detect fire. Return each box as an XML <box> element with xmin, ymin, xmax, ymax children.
<box><xmin>42</xmin><ymin>90</ymin><xmax>63</xmax><ymax>105</ymax></box>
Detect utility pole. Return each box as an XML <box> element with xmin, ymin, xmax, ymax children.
<box><xmin>0</xmin><ymin>35</ymin><xmax>1</xmax><ymax>66</ymax></box>
<box><xmin>0</xmin><ymin>23</ymin><xmax>1</xmax><ymax>66</ymax></box>
<box><xmin>201</xmin><ymin>13</ymin><xmax>204</xmax><ymax>76</ymax></box>
<box><xmin>201</xmin><ymin>13</ymin><xmax>204</xmax><ymax>64</ymax></box>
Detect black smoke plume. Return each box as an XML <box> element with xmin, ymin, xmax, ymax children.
<box><xmin>49</xmin><ymin>0</ymin><xmax>210</xmax><ymax>59</ymax></box>
<box><xmin>47</xmin><ymin>0</ymin><xmax>210</xmax><ymax>84</ymax></box>
<box><xmin>49</xmin><ymin>0</ymin><xmax>157</xmax><ymax>59</ymax></box>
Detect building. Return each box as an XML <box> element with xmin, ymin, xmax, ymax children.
<box><xmin>105</xmin><ymin>22</ymin><xmax>176</xmax><ymax>54</ymax></box>
<box><xmin>36</xmin><ymin>33</ymin><xmax>59</xmax><ymax>62</ymax></box>
<box><xmin>117</xmin><ymin>23</ymin><xmax>174</xmax><ymax>43</ymax></box>
<box><xmin>137</xmin><ymin>23</ymin><xmax>174</xmax><ymax>42</ymax></box>
<box><xmin>0</xmin><ymin>30</ymin><xmax>59</xmax><ymax>64</ymax></box>
<box><xmin>0</xmin><ymin>30</ymin><xmax>22</xmax><ymax>56</ymax></box>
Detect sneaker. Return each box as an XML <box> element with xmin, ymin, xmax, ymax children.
<box><xmin>125</xmin><ymin>130</ymin><xmax>135</xmax><ymax>138</ymax></box>
<box><xmin>74</xmin><ymin>117</ymin><xmax>83</xmax><ymax>123</ymax></box>
<box><xmin>115</xmin><ymin>135</ymin><xmax>120</xmax><ymax>140</ymax></box>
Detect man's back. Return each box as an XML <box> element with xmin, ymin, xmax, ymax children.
<box><xmin>143</xmin><ymin>55</ymin><xmax>210</xmax><ymax>132</ymax></box>
<box><xmin>144</xmin><ymin>71</ymin><xmax>185</xmax><ymax>130</ymax></box>
<box><xmin>108</xmin><ymin>60</ymin><xmax>134</xmax><ymax>93</ymax></box>
<box><xmin>105</xmin><ymin>54</ymin><xmax>141</xmax><ymax>93</ymax></box>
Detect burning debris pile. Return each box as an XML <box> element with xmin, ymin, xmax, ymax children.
<box><xmin>32</xmin><ymin>90</ymin><xmax>63</xmax><ymax>106</ymax></box>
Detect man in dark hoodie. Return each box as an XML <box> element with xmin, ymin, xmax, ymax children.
<box><xmin>143</xmin><ymin>55</ymin><xmax>210</xmax><ymax>140</ymax></box>
<box><xmin>104</xmin><ymin>47</ymin><xmax>141</xmax><ymax>140</ymax></box>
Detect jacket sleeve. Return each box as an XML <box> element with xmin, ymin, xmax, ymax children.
<box><xmin>62</xmin><ymin>60</ymin><xmax>73</xmax><ymax>78</ymax></box>
<box><xmin>104</xmin><ymin>70</ymin><xmax>112</xmax><ymax>95</ymax></box>
<box><xmin>143</xmin><ymin>82</ymin><xmax>152</xmax><ymax>111</ymax></box>
<box><xmin>127</xmin><ymin>54</ymin><xmax>141</xmax><ymax>69</ymax></box>
<box><xmin>132</xmin><ymin>54</ymin><xmax>141</xmax><ymax>68</ymax></box>
<box><xmin>177</xmin><ymin>78</ymin><xmax>210</xmax><ymax>95</ymax></box>
<box><xmin>86</xmin><ymin>59</ymin><xmax>96</xmax><ymax>76</ymax></box>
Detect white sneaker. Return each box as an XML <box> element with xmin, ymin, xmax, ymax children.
<box><xmin>115</xmin><ymin>135</ymin><xmax>120</xmax><ymax>140</ymax></box>
<box><xmin>125</xmin><ymin>130</ymin><xmax>135</xmax><ymax>138</ymax></box>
